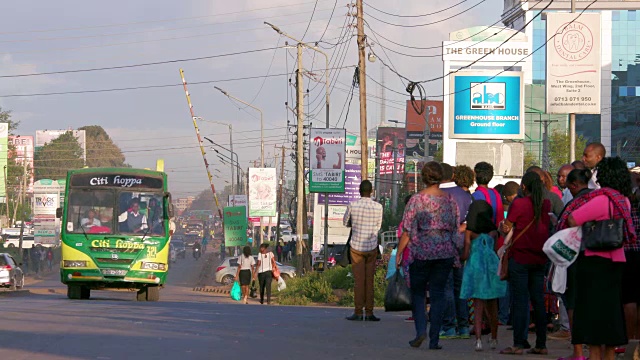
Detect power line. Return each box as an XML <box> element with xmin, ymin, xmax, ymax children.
<box><xmin>0</xmin><ymin>47</ymin><xmax>281</xmax><ymax>78</ymax></box>
<box><xmin>0</xmin><ymin>65</ymin><xmax>355</xmax><ymax>98</ymax></box>
<box><xmin>364</xmin><ymin>0</ymin><xmax>469</xmax><ymax>18</ymax></box>
<box><xmin>364</xmin><ymin>0</ymin><xmax>488</xmax><ymax>28</ymax></box>
<box><xmin>361</xmin><ymin>2</ymin><xmax>528</xmax><ymax>51</ymax></box>
<box><xmin>301</xmin><ymin>0</ymin><xmax>320</xmax><ymax>40</ymax></box>
<box><xmin>0</xmin><ymin>0</ymin><xmax>334</xmax><ymax>36</ymax></box>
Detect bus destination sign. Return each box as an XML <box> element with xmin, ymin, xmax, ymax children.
<box><xmin>71</xmin><ymin>173</ymin><xmax>163</xmax><ymax>189</ymax></box>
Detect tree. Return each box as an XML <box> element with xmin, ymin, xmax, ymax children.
<box><xmin>34</xmin><ymin>131</ymin><xmax>84</xmax><ymax>181</ymax></box>
<box><xmin>523</xmin><ymin>130</ymin><xmax>587</xmax><ymax>176</ymax></box>
<box><xmin>548</xmin><ymin>130</ymin><xmax>587</xmax><ymax>171</ymax></box>
<box><xmin>78</xmin><ymin>125</ymin><xmax>129</xmax><ymax>168</ymax></box>
<box><xmin>0</xmin><ymin>107</ymin><xmax>32</xmax><ymax>225</ymax></box>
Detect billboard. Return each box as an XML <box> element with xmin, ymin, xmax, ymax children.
<box><xmin>449</xmin><ymin>71</ymin><xmax>525</xmax><ymax>139</ymax></box>
<box><xmin>33</xmin><ymin>179</ymin><xmax>65</xmax><ymax>245</ymax></box>
<box><xmin>223</xmin><ymin>206</ymin><xmax>248</xmax><ymax>247</ymax></box>
<box><xmin>406</xmin><ymin>100</ymin><xmax>442</xmax><ymax>173</ymax></box>
<box><xmin>546</xmin><ymin>13</ymin><xmax>601</xmax><ymax>114</ymax></box>
<box><xmin>248</xmin><ymin>168</ymin><xmax>277</xmax><ymax>217</ymax></box>
<box><xmin>35</xmin><ymin>130</ymin><xmax>86</xmax><ymax>161</ymax></box>
<box><xmin>376</xmin><ymin>127</ymin><xmax>405</xmax><ymax>198</ymax></box>
<box><xmin>318</xmin><ymin>164</ymin><xmax>362</xmax><ymax>206</ymax></box>
<box><xmin>0</xmin><ymin>123</ymin><xmax>7</xmax><ymax>202</ymax></box>
<box><xmin>309</xmin><ymin>128</ymin><xmax>346</xmax><ymax>193</ymax></box>
<box><xmin>9</xmin><ymin>136</ymin><xmax>34</xmax><ymax>193</ymax></box>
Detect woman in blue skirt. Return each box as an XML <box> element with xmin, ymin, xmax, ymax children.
<box><xmin>461</xmin><ymin>200</ymin><xmax>507</xmax><ymax>352</ymax></box>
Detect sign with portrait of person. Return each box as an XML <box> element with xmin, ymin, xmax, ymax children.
<box><xmin>248</xmin><ymin>168</ymin><xmax>277</xmax><ymax>217</ymax></box>
<box><xmin>309</xmin><ymin>128</ymin><xmax>346</xmax><ymax>193</ymax></box>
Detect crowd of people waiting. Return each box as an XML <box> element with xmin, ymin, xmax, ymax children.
<box><xmin>371</xmin><ymin>142</ymin><xmax>638</xmax><ymax>360</ymax></box>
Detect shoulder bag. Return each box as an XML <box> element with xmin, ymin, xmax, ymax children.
<box><xmin>581</xmin><ymin>201</ymin><xmax>624</xmax><ymax>251</ymax></box>
<box><xmin>337</xmin><ymin>230</ymin><xmax>352</xmax><ymax>267</ymax></box>
<box><xmin>499</xmin><ymin>219</ymin><xmax>534</xmax><ymax>281</ymax></box>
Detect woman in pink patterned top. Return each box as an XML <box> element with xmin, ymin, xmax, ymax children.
<box><xmin>562</xmin><ymin>157</ymin><xmax>637</xmax><ymax>360</ymax></box>
<box><xmin>397</xmin><ymin>162</ymin><xmax>459</xmax><ymax>350</ymax></box>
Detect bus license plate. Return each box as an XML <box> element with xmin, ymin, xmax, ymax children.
<box><xmin>101</xmin><ymin>269</ymin><xmax>127</xmax><ymax>276</ymax></box>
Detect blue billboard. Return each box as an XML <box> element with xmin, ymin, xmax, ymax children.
<box><xmin>450</xmin><ymin>71</ymin><xmax>524</xmax><ymax>139</ymax></box>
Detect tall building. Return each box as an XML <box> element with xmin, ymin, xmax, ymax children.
<box><xmin>503</xmin><ymin>0</ymin><xmax>640</xmax><ymax>160</ymax></box>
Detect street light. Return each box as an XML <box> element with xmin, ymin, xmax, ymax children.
<box><xmin>196</xmin><ymin>118</ymin><xmax>235</xmax><ymax>195</ymax></box>
<box><xmin>214</xmin><ymin>86</ymin><xmax>264</xmax><ymax>169</ymax></box>
<box><xmin>266</xmin><ymin>21</ymin><xmax>331</xmax><ymax>270</ymax></box>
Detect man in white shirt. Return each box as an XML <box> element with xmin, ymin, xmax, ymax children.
<box><xmin>118</xmin><ymin>199</ymin><xmax>148</xmax><ymax>233</ymax></box>
<box><xmin>582</xmin><ymin>143</ymin><xmax>606</xmax><ymax>190</ymax></box>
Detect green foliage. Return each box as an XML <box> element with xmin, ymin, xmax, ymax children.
<box><xmin>278</xmin><ymin>271</ymin><xmax>337</xmax><ymax>305</ymax></box>
<box><xmin>548</xmin><ymin>130</ymin><xmax>587</xmax><ymax>172</ymax></box>
<box><xmin>433</xmin><ymin>145</ymin><xmax>443</xmax><ymax>162</ymax></box>
<box><xmin>34</xmin><ymin>131</ymin><xmax>84</xmax><ymax>181</ymax></box>
<box><xmin>78</xmin><ymin>125</ymin><xmax>129</xmax><ymax>168</ymax></box>
<box><xmin>277</xmin><ymin>264</ymin><xmax>389</xmax><ymax>307</ymax></box>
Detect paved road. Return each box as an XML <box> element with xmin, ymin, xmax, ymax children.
<box><xmin>0</xmin><ymin>255</ymin><xmax>576</xmax><ymax>360</ymax></box>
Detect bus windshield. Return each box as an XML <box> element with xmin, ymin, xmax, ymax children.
<box><xmin>66</xmin><ymin>189</ymin><xmax>166</xmax><ymax>236</ymax></box>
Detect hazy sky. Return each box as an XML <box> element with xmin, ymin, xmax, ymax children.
<box><xmin>0</xmin><ymin>0</ymin><xmax>503</xmax><ymax>197</ymax></box>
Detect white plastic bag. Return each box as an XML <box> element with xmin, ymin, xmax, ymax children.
<box><xmin>543</xmin><ymin>226</ymin><xmax>582</xmax><ymax>267</ymax></box>
<box><xmin>551</xmin><ymin>265</ymin><xmax>568</xmax><ymax>294</ymax></box>
<box><xmin>277</xmin><ymin>276</ymin><xmax>286</xmax><ymax>291</ymax></box>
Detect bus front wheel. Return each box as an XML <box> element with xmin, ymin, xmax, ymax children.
<box><xmin>67</xmin><ymin>285</ymin><xmax>82</xmax><ymax>299</ymax></box>
<box><xmin>80</xmin><ymin>286</ymin><xmax>90</xmax><ymax>299</ymax></box>
<box><xmin>136</xmin><ymin>287</ymin><xmax>147</xmax><ymax>301</ymax></box>
<box><xmin>136</xmin><ymin>286</ymin><xmax>160</xmax><ymax>301</ymax></box>
<box><xmin>147</xmin><ymin>286</ymin><xmax>160</xmax><ymax>301</ymax></box>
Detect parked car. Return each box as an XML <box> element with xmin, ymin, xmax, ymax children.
<box><xmin>2</xmin><ymin>235</ymin><xmax>36</xmax><ymax>249</ymax></box>
<box><xmin>280</xmin><ymin>230</ymin><xmax>296</xmax><ymax>243</ymax></box>
<box><xmin>0</xmin><ymin>253</ymin><xmax>24</xmax><ymax>290</ymax></box>
<box><xmin>215</xmin><ymin>256</ymin><xmax>296</xmax><ymax>285</ymax></box>
<box><xmin>312</xmin><ymin>244</ymin><xmax>347</xmax><ymax>272</ymax></box>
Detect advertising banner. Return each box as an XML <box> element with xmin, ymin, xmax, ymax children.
<box><xmin>0</xmin><ymin>123</ymin><xmax>7</xmax><ymax>203</ymax></box>
<box><xmin>35</xmin><ymin>130</ymin><xmax>86</xmax><ymax>161</ymax></box>
<box><xmin>377</xmin><ymin>127</ymin><xmax>405</xmax><ymax>176</ymax></box>
<box><xmin>228</xmin><ymin>195</ymin><xmax>248</xmax><ymax>208</ymax></box>
<box><xmin>9</xmin><ymin>136</ymin><xmax>34</xmax><ymax>193</ymax></box>
<box><xmin>309</xmin><ymin>128</ymin><xmax>346</xmax><ymax>193</ymax></box>
<box><xmin>406</xmin><ymin>101</ymin><xmax>442</xmax><ymax>173</ymax></box>
<box><xmin>318</xmin><ymin>164</ymin><xmax>362</xmax><ymax>206</ymax></box>
<box><xmin>223</xmin><ymin>206</ymin><xmax>248</xmax><ymax>247</ymax></box>
<box><xmin>33</xmin><ymin>192</ymin><xmax>59</xmax><ymax>244</ymax></box>
<box><xmin>248</xmin><ymin>168</ymin><xmax>277</xmax><ymax>217</ymax></box>
<box><xmin>546</xmin><ymin>13</ymin><xmax>601</xmax><ymax>114</ymax></box>
<box><xmin>449</xmin><ymin>71</ymin><xmax>524</xmax><ymax>139</ymax></box>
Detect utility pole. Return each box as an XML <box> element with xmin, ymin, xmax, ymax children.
<box><xmin>424</xmin><ymin>106</ymin><xmax>431</xmax><ymax>162</ymax></box>
<box><xmin>535</xmin><ymin>117</ymin><xmax>558</xmax><ymax>171</ymax></box>
<box><xmin>18</xmin><ymin>159</ymin><xmax>27</xmax><ymax>254</ymax></box>
<box><xmin>357</xmin><ymin>0</ymin><xmax>368</xmax><ymax>180</ymax></box>
<box><xmin>276</xmin><ymin>146</ymin><xmax>285</xmax><ymax>242</ymax></box>
<box><xmin>295</xmin><ymin>43</ymin><xmax>305</xmax><ymax>271</ymax></box>
<box><xmin>569</xmin><ymin>0</ymin><xmax>576</xmax><ymax>161</ymax></box>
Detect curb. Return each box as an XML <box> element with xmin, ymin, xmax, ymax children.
<box><xmin>0</xmin><ymin>289</ymin><xmax>30</xmax><ymax>296</ymax></box>
<box><xmin>192</xmin><ymin>287</ymin><xmax>230</xmax><ymax>294</ymax></box>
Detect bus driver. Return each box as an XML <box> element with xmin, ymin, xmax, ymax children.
<box><xmin>118</xmin><ymin>198</ymin><xmax>148</xmax><ymax>233</ymax></box>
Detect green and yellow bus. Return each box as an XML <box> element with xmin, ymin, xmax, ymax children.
<box><xmin>59</xmin><ymin>168</ymin><xmax>174</xmax><ymax>301</ymax></box>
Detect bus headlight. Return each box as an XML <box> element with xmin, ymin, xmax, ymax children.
<box><xmin>141</xmin><ymin>262</ymin><xmax>166</xmax><ymax>271</ymax></box>
<box><xmin>63</xmin><ymin>260</ymin><xmax>88</xmax><ymax>268</ymax></box>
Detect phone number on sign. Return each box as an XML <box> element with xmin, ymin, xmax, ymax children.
<box><xmin>554</xmin><ymin>97</ymin><xmax>591</xmax><ymax>102</ymax></box>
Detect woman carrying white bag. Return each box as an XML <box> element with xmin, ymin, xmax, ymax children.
<box><xmin>544</xmin><ymin>168</ymin><xmax>591</xmax><ymax>360</ymax></box>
